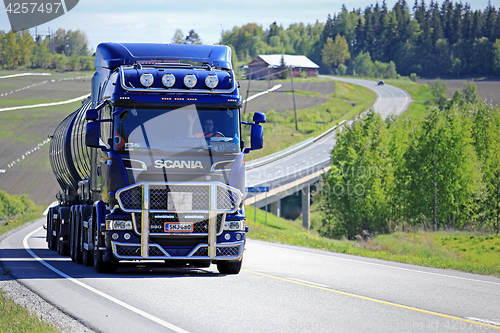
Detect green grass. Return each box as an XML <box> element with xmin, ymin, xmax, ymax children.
<box><xmin>400</xmin><ymin>101</ymin><xmax>429</xmax><ymax>121</ymax></box>
<box><xmin>284</xmin><ymin>89</ymin><xmax>322</xmax><ymax>97</ymax></box>
<box><xmin>0</xmin><ymin>292</ymin><xmax>58</xmax><ymax>333</ymax></box>
<box><xmin>246</xmin><ymin>206</ymin><xmax>500</xmax><ymax>277</ymax></box>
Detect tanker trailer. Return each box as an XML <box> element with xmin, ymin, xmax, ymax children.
<box><xmin>46</xmin><ymin>42</ymin><xmax>266</xmax><ymax>274</ymax></box>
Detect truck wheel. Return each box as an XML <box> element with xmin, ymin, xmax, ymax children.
<box><xmin>81</xmin><ymin>207</ymin><xmax>93</xmax><ymax>267</ymax></box>
<box><xmin>47</xmin><ymin>207</ymin><xmax>54</xmax><ymax>250</ymax></box>
<box><xmin>93</xmin><ymin>218</ymin><xmax>118</xmax><ymax>273</ymax></box>
<box><xmin>48</xmin><ymin>207</ymin><xmax>57</xmax><ymax>251</ymax></box>
<box><xmin>217</xmin><ymin>259</ymin><xmax>242</xmax><ymax>274</ymax></box>
<box><xmin>57</xmin><ymin>207</ymin><xmax>70</xmax><ymax>257</ymax></box>
<box><xmin>74</xmin><ymin>206</ymin><xmax>83</xmax><ymax>264</ymax></box>
<box><xmin>69</xmin><ymin>206</ymin><xmax>76</xmax><ymax>262</ymax></box>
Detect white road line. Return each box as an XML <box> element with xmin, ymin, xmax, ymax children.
<box><xmin>252</xmin><ymin>241</ymin><xmax>500</xmax><ymax>286</ymax></box>
<box><xmin>466</xmin><ymin>318</ymin><xmax>500</xmax><ymax>327</ymax></box>
<box><xmin>287</xmin><ymin>277</ymin><xmax>331</xmax><ymax>289</ymax></box>
<box><xmin>0</xmin><ymin>94</ymin><xmax>89</xmax><ymax>112</ymax></box>
<box><xmin>0</xmin><ymin>73</ymin><xmax>51</xmax><ymax>79</ymax></box>
<box><xmin>23</xmin><ymin>226</ymin><xmax>190</xmax><ymax>333</ymax></box>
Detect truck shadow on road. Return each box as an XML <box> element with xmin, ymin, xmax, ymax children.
<box><xmin>0</xmin><ymin>248</ymin><xmax>233</xmax><ymax>280</ymax></box>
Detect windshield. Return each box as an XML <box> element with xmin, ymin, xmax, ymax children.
<box><xmin>113</xmin><ymin>107</ymin><xmax>240</xmax><ymax>154</ymax></box>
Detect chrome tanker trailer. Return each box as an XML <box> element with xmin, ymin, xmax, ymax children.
<box><xmin>46</xmin><ymin>43</ymin><xmax>266</xmax><ymax>274</ymax></box>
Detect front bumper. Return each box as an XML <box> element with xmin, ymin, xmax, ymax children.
<box><xmin>111</xmin><ymin>240</ymin><xmax>244</xmax><ymax>260</ymax></box>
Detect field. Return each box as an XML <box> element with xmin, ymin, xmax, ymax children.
<box><xmin>417</xmin><ymin>77</ymin><xmax>500</xmax><ymax>105</ymax></box>
<box><xmin>0</xmin><ymin>71</ymin><xmax>91</xmax><ymax>205</ymax></box>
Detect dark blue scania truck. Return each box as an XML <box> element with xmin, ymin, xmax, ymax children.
<box><xmin>46</xmin><ymin>43</ymin><xmax>265</xmax><ymax>274</ymax></box>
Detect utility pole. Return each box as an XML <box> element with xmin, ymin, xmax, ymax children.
<box><xmin>290</xmin><ymin>65</ymin><xmax>298</xmax><ymax>131</ymax></box>
<box><xmin>243</xmin><ymin>73</ymin><xmax>252</xmax><ymax>114</ymax></box>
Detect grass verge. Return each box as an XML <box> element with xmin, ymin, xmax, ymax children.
<box><xmin>0</xmin><ymin>208</ymin><xmax>59</xmax><ymax>333</ymax></box>
<box><xmin>246</xmin><ymin>206</ymin><xmax>500</xmax><ymax>277</ymax></box>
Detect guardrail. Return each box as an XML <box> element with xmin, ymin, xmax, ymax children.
<box><xmin>246</xmin><ymin>120</ymin><xmax>345</xmax><ymax>170</ymax></box>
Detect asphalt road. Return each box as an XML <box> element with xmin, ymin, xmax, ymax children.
<box><xmin>2</xmin><ymin>218</ymin><xmax>500</xmax><ymax>332</ymax></box>
<box><xmin>246</xmin><ymin>76</ymin><xmax>412</xmax><ymax>188</ymax></box>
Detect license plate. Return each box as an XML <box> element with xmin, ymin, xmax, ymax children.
<box><xmin>167</xmin><ymin>192</ymin><xmax>192</xmax><ymax>211</ymax></box>
<box><xmin>164</xmin><ymin>222</ymin><xmax>193</xmax><ymax>233</ymax></box>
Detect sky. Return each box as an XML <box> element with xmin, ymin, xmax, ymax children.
<box><xmin>0</xmin><ymin>0</ymin><xmax>496</xmax><ymax>52</ymax></box>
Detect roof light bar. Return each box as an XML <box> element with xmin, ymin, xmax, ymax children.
<box><xmin>205</xmin><ymin>74</ymin><xmax>219</xmax><ymax>89</ymax></box>
<box><xmin>140</xmin><ymin>73</ymin><xmax>154</xmax><ymax>87</ymax></box>
<box><xmin>184</xmin><ymin>74</ymin><xmax>197</xmax><ymax>88</ymax></box>
<box><xmin>162</xmin><ymin>73</ymin><xmax>175</xmax><ymax>88</ymax></box>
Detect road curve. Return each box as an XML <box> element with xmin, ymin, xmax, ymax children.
<box><xmin>1</xmin><ymin>218</ymin><xmax>499</xmax><ymax>332</ymax></box>
<box><xmin>246</xmin><ymin>76</ymin><xmax>413</xmax><ymax>188</ymax></box>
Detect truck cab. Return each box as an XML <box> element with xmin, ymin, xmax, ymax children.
<box><xmin>47</xmin><ymin>43</ymin><xmax>265</xmax><ymax>274</ymax></box>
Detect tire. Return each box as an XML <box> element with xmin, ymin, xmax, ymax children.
<box><xmin>93</xmin><ymin>213</ymin><xmax>118</xmax><ymax>274</ymax></box>
<box><xmin>59</xmin><ymin>208</ymin><xmax>70</xmax><ymax>257</ymax></box>
<box><xmin>47</xmin><ymin>207</ymin><xmax>53</xmax><ymax>250</ymax></box>
<box><xmin>48</xmin><ymin>207</ymin><xmax>57</xmax><ymax>251</ymax></box>
<box><xmin>217</xmin><ymin>259</ymin><xmax>242</xmax><ymax>274</ymax></box>
<box><xmin>74</xmin><ymin>206</ymin><xmax>83</xmax><ymax>264</ymax></box>
<box><xmin>81</xmin><ymin>207</ymin><xmax>93</xmax><ymax>267</ymax></box>
<box><xmin>69</xmin><ymin>206</ymin><xmax>77</xmax><ymax>262</ymax></box>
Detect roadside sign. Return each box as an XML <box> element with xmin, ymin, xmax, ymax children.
<box><xmin>246</xmin><ymin>186</ymin><xmax>270</xmax><ymax>193</ymax></box>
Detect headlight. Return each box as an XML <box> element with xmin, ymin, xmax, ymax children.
<box><xmin>140</xmin><ymin>73</ymin><xmax>154</xmax><ymax>87</ymax></box>
<box><xmin>184</xmin><ymin>74</ymin><xmax>197</xmax><ymax>88</ymax></box>
<box><xmin>205</xmin><ymin>74</ymin><xmax>219</xmax><ymax>89</ymax></box>
<box><xmin>223</xmin><ymin>220</ymin><xmax>245</xmax><ymax>231</ymax></box>
<box><xmin>106</xmin><ymin>220</ymin><xmax>133</xmax><ymax>230</ymax></box>
<box><xmin>162</xmin><ymin>73</ymin><xmax>175</xmax><ymax>88</ymax></box>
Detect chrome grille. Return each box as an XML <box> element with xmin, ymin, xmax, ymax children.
<box><xmin>115</xmin><ymin>244</ymin><xmax>166</xmax><ymax>257</ymax></box>
<box><xmin>119</xmin><ymin>186</ymin><xmax>142</xmax><ymax>210</ymax></box>
<box><xmin>217</xmin><ymin>246</ymin><xmax>240</xmax><ymax>256</ymax></box>
<box><xmin>134</xmin><ymin>213</ymin><xmax>224</xmax><ymax>235</ymax></box>
<box><xmin>192</xmin><ymin>245</ymin><xmax>241</xmax><ymax>257</ymax></box>
<box><xmin>117</xmin><ymin>182</ymin><xmax>242</xmax><ymax>212</ymax></box>
<box><xmin>116</xmin><ymin>244</ymin><xmax>139</xmax><ymax>257</ymax></box>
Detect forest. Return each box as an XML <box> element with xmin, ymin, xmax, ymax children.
<box><xmin>221</xmin><ymin>0</ymin><xmax>500</xmax><ymax>77</ymax></box>
<box><xmin>319</xmin><ymin>83</ymin><xmax>500</xmax><ymax>238</ymax></box>
<box><xmin>0</xmin><ymin>28</ymin><xmax>93</xmax><ymax>70</ymax></box>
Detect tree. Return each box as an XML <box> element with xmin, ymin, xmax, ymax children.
<box><xmin>352</xmin><ymin>51</ymin><xmax>373</xmax><ymax>76</ymax></box>
<box><xmin>185</xmin><ymin>30</ymin><xmax>202</xmax><ymax>44</ymax></box>
<box><xmin>493</xmin><ymin>39</ymin><xmax>500</xmax><ymax>75</ymax></box>
<box><xmin>280</xmin><ymin>55</ymin><xmax>288</xmax><ymax>79</ymax></box>
<box><xmin>430</xmin><ymin>79</ymin><xmax>448</xmax><ymax>109</ymax></box>
<box><xmin>171</xmin><ymin>29</ymin><xmax>184</xmax><ymax>44</ymax></box>
<box><xmin>462</xmin><ymin>80</ymin><xmax>480</xmax><ymax>104</ymax></box>
<box><xmin>336</xmin><ymin>63</ymin><xmax>347</xmax><ymax>76</ymax></box>
<box><xmin>321</xmin><ymin>34</ymin><xmax>350</xmax><ymax>72</ymax></box>
<box><xmin>320</xmin><ymin>110</ymin><xmax>393</xmax><ymax>238</ymax></box>
<box><xmin>18</xmin><ymin>30</ymin><xmax>35</xmax><ymax>66</ymax></box>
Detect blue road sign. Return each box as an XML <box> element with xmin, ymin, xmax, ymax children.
<box><xmin>246</xmin><ymin>186</ymin><xmax>270</xmax><ymax>193</ymax></box>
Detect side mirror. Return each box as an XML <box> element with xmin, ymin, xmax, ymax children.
<box><xmin>85</xmin><ymin>109</ymin><xmax>98</xmax><ymax>121</ymax></box>
<box><xmin>244</xmin><ymin>123</ymin><xmax>263</xmax><ymax>153</ymax></box>
<box><xmin>253</xmin><ymin>112</ymin><xmax>266</xmax><ymax>124</ymax></box>
<box><xmin>250</xmin><ymin>124</ymin><xmax>264</xmax><ymax>150</ymax></box>
<box><xmin>85</xmin><ymin>122</ymin><xmax>100</xmax><ymax>148</ymax></box>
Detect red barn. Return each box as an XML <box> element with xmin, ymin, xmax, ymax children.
<box><xmin>246</xmin><ymin>55</ymin><xmax>319</xmax><ymax>80</ymax></box>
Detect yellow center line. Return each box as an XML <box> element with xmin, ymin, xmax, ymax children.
<box><xmin>243</xmin><ymin>269</ymin><xmax>500</xmax><ymax>330</ymax></box>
